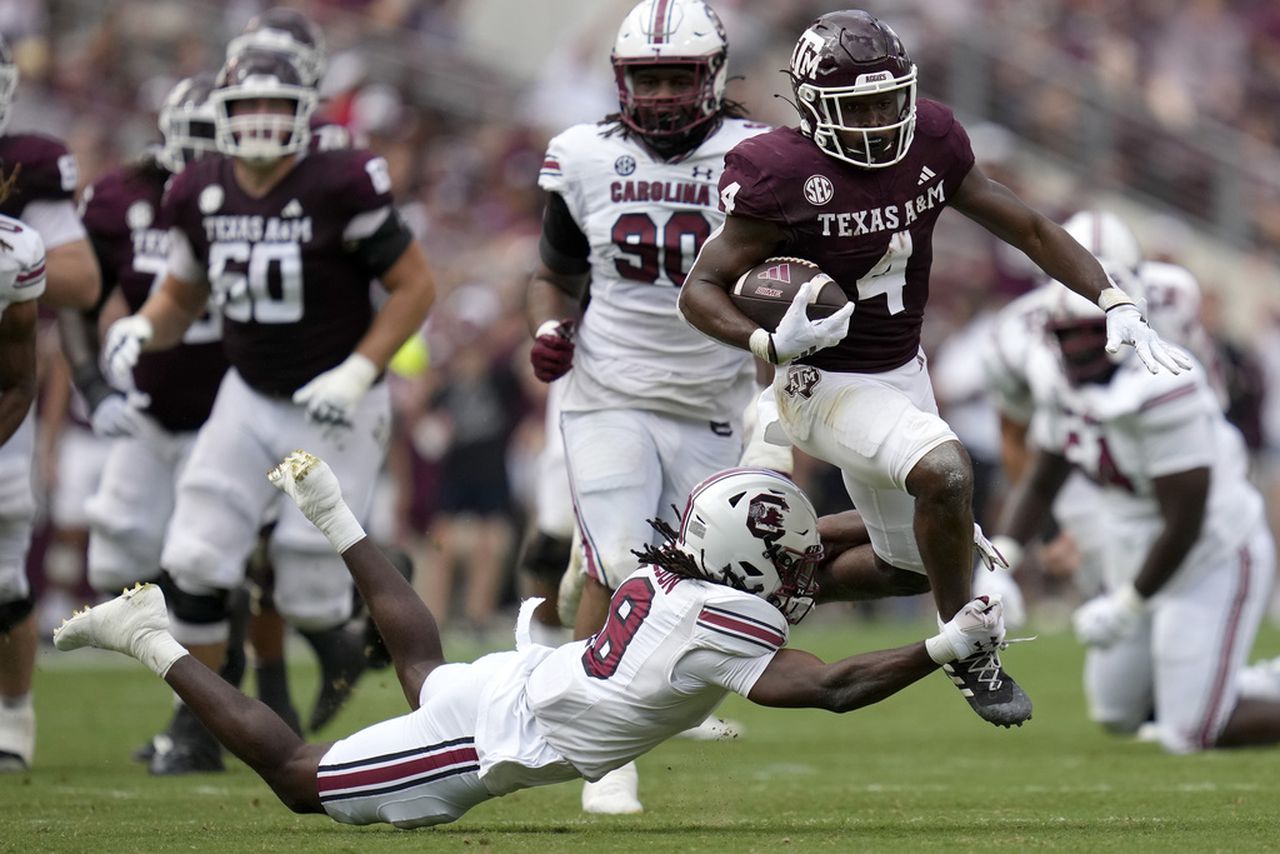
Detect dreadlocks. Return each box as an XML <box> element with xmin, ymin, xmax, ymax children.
<box><xmin>598</xmin><ymin>96</ymin><xmax>750</xmax><ymax>161</ymax></box>
<box><xmin>631</xmin><ymin>516</ymin><xmax>704</xmax><ymax>579</ymax></box>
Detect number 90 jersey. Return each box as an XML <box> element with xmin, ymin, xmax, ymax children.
<box><xmin>524</xmin><ymin>565</ymin><xmax>786</xmax><ymax>782</ymax></box>
<box><xmin>161</xmin><ymin>149</ymin><xmax>411</xmax><ymax>396</ymax></box>
<box><xmin>538</xmin><ymin>119</ymin><xmax>769</xmax><ymax>421</ymax></box>
<box><xmin>720</xmin><ymin>99</ymin><xmax>975</xmax><ymax>373</ymax></box>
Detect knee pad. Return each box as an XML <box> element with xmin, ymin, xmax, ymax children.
<box><xmin>519</xmin><ymin>531</ymin><xmax>572</xmax><ymax>585</ymax></box>
<box><xmin>0</xmin><ymin>595</ymin><xmax>33</xmax><ymax>633</ymax></box>
<box><xmin>162</xmin><ymin>571</ymin><xmax>231</xmax><ymax>644</ymax></box>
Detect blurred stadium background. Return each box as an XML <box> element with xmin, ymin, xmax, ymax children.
<box><xmin>10</xmin><ymin>0</ymin><xmax>1280</xmax><ymax>701</ymax></box>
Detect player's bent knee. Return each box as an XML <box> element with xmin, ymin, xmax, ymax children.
<box><xmin>907</xmin><ymin>442</ymin><xmax>973</xmax><ymax>505</ymax></box>
<box><xmin>165</xmin><ymin>575</ymin><xmax>231</xmax><ymax>643</ymax></box>
<box><xmin>88</xmin><ymin>536</ymin><xmax>163</xmax><ymax>593</ymax></box>
<box><xmin>0</xmin><ymin>595</ymin><xmax>33</xmax><ymax>633</ymax></box>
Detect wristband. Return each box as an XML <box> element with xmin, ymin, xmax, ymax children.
<box><xmin>1098</xmin><ymin>287</ymin><xmax>1136</xmax><ymax>312</ymax></box>
<box><xmin>748</xmin><ymin>328</ymin><xmax>775</xmax><ymax>364</ymax></box>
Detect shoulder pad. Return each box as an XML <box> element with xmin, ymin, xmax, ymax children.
<box><xmin>692</xmin><ymin>588</ymin><xmax>788</xmax><ymax>658</ymax></box>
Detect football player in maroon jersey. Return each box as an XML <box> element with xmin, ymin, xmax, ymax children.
<box><xmin>101</xmin><ymin>49</ymin><xmax>435</xmax><ymax>769</ymax></box>
<box><xmin>679</xmin><ymin>10</ymin><xmax>1188</xmax><ymax>728</ymax></box>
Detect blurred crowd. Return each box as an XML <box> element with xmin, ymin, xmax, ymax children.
<box><xmin>8</xmin><ymin>0</ymin><xmax>1280</xmax><ymax>635</ymax></box>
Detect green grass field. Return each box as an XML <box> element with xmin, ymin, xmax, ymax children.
<box><xmin>6</xmin><ymin>616</ymin><xmax>1280</xmax><ymax>853</ymax></box>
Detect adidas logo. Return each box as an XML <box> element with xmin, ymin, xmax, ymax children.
<box><xmin>281</xmin><ymin>199</ymin><xmax>304</xmax><ymax>218</ymax></box>
<box><xmin>758</xmin><ymin>263</ymin><xmax>791</xmax><ymax>284</ymax></box>
<box><xmin>917</xmin><ymin>166</ymin><xmax>936</xmax><ymax>186</ymax></box>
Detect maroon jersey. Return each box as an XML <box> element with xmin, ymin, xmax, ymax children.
<box><xmin>720</xmin><ymin>99</ymin><xmax>975</xmax><ymax>372</ymax></box>
<box><xmin>0</xmin><ymin>132</ymin><xmax>77</xmax><ymax>218</ymax></box>
<box><xmin>161</xmin><ymin>148</ymin><xmax>410</xmax><ymax>396</ymax></box>
<box><xmin>80</xmin><ymin>156</ymin><xmax>227</xmax><ymax>432</ymax></box>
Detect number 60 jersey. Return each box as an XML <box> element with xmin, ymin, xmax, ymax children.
<box><xmin>538</xmin><ymin>118</ymin><xmax>768</xmax><ymax>422</ymax></box>
<box><xmin>160</xmin><ymin>148</ymin><xmax>411</xmax><ymax>396</ymax></box>
<box><xmin>719</xmin><ymin>99</ymin><xmax>975</xmax><ymax>374</ymax></box>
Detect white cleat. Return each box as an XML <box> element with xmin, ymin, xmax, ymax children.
<box><xmin>53</xmin><ymin>583</ymin><xmax>169</xmax><ymax>658</ymax></box>
<box><xmin>582</xmin><ymin>761</ymin><xmax>643</xmax><ymax>815</ymax></box>
<box><xmin>675</xmin><ymin>716</ymin><xmax>744</xmax><ymax>741</ymax></box>
<box><xmin>0</xmin><ymin>700</ymin><xmax>34</xmax><ymax>771</ymax></box>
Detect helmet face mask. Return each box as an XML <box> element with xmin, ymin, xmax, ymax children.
<box><xmin>789</xmin><ymin>10</ymin><xmax>918</xmax><ymax>169</ymax></box>
<box><xmin>157</xmin><ymin>74</ymin><xmax>218</xmax><ymax>174</ymax></box>
<box><xmin>1046</xmin><ymin>286</ymin><xmax>1123</xmax><ymax>386</ymax></box>
<box><xmin>212</xmin><ymin>52</ymin><xmax>316</xmax><ymax>165</ymax></box>
<box><xmin>676</xmin><ymin>468</ymin><xmax>823</xmax><ymax>625</ymax></box>
<box><xmin>611</xmin><ymin>0</ymin><xmax>728</xmax><ymax>150</ymax></box>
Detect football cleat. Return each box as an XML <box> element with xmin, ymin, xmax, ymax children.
<box><xmin>942</xmin><ymin>649</ymin><xmax>1033</xmax><ymax>728</ymax></box>
<box><xmin>0</xmin><ymin>699</ymin><xmax>34</xmax><ymax>771</ymax></box>
<box><xmin>675</xmin><ymin>715</ymin><xmax>744</xmax><ymax>741</ymax></box>
<box><xmin>582</xmin><ymin>761</ymin><xmax>643</xmax><ymax>815</ymax></box>
<box><xmin>52</xmin><ymin>583</ymin><xmax>167</xmax><ymax>657</ymax></box>
<box><xmin>148</xmin><ymin>739</ymin><xmax>224</xmax><ymax>775</ymax></box>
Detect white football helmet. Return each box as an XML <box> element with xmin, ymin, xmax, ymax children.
<box><xmin>0</xmin><ymin>36</ymin><xmax>17</xmax><ymax>136</ymax></box>
<box><xmin>226</xmin><ymin>7</ymin><xmax>327</xmax><ymax>88</ymax></box>
<box><xmin>157</xmin><ymin>73</ymin><xmax>218</xmax><ymax>174</ymax></box>
<box><xmin>211</xmin><ymin>49</ymin><xmax>316</xmax><ymax>164</ymax></box>
<box><xmin>677</xmin><ymin>467</ymin><xmax>822</xmax><ymax>624</ymax></box>
<box><xmin>1061</xmin><ymin>210</ymin><xmax>1143</xmax><ymax>274</ymax></box>
<box><xmin>611</xmin><ymin>0</ymin><xmax>728</xmax><ymax>142</ymax></box>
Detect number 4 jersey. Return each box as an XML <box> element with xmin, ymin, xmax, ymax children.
<box><xmin>538</xmin><ymin>119</ymin><xmax>769</xmax><ymax>422</ymax></box>
<box><xmin>523</xmin><ymin>564</ymin><xmax>787</xmax><ymax>782</ymax></box>
<box><xmin>719</xmin><ymin>99</ymin><xmax>975</xmax><ymax>373</ymax></box>
<box><xmin>161</xmin><ymin>148</ymin><xmax>413</xmax><ymax>396</ymax></box>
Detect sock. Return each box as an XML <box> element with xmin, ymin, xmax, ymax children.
<box><xmin>255</xmin><ymin>660</ymin><xmax>301</xmax><ymax>735</ymax></box>
<box><xmin>135</xmin><ymin>631</ymin><xmax>189</xmax><ymax>678</ymax></box>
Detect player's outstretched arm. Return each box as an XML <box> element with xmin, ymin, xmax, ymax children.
<box><xmin>747</xmin><ymin>597</ymin><xmax>1005</xmax><ymax>712</ymax></box>
<box><xmin>42</xmin><ymin>238</ymin><xmax>101</xmax><ymax>309</ymax></box>
<box><xmin>678</xmin><ymin>213</ymin><xmax>784</xmax><ymax>350</ymax></box>
<box><xmin>268</xmin><ymin>451</ymin><xmax>445</xmax><ymax>708</ymax></box>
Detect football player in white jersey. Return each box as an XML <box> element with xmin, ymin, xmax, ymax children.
<box><xmin>526</xmin><ymin>0</ymin><xmax>770</xmax><ymax>810</ymax></box>
<box><xmin>55</xmin><ymin>450</ymin><xmax>1006</xmax><ymax>827</ymax></box>
<box><xmin>0</xmin><ymin>210</ymin><xmax>46</xmax><ymax>771</ymax></box>
<box><xmin>991</xmin><ymin>280</ymin><xmax>1280</xmax><ymax>753</ymax></box>
<box><xmin>979</xmin><ymin>210</ymin><xmax>1222</xmax><ymax>626</ymax></box>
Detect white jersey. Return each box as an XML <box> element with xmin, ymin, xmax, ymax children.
<box><xmin>0</xmin><ymin>215</ymin><xmax>47</xmax><ymax>317</ymax></box>
<box><xmin>524</xmin><ymin>564</ymin><xmax>785</xmax><ymax>781</ymax></box>
<box><xmin>981</xmin><ymin>285</ymin><xmax>1053</xmax><ymax>426</ymax></box>
<box><xmin>1027</xmin><ymin>348</ymin><xmax>1263</xmax><ymax>591</ymax></box>
<box><xmin>538</xmin><ymin>119</ymin><xmax>768</xmax><ymax>421</ymax></box>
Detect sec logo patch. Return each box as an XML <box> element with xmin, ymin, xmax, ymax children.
<box><xmin>198</xmin><ymin>184</ymin><xmax>224</xmax><ymax>214</ymax></box>
<box><xmin>803</xmin><ymin>175</ymin><xmax>833</xmax><ymax>206</ymax></box>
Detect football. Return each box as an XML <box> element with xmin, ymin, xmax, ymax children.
<box><xmin>729</xmin><ymin>257</ymin><xmax>849</xmax><ymax>333</ymax></box>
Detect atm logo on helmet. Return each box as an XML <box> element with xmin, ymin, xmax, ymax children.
<box><xmin>790</xmin><ymin>29</ymin><xmax>825</xmax><ymax>79</ymax></box>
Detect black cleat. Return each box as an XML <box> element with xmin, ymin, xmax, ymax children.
<box><xmin>942</xmin><ymin>649</ymin><xmax>1033</xmax><ymax>728</ymax></box>
<box><xmin>0</xmin><ymin>750</ymin><xmax>28</xmax><ymax>773</ymax></box>
<box><xmin>302</xmin><ymin>626</ymin><xmax>367</xmax><ymax>732</ymax></box>
<box><xmin>148</xmin><ymin>739</ymin><xmax>224</xmax><ymax>775</ymax></box>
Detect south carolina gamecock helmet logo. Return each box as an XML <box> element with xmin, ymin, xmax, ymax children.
<box><xmin>746</xmin><ymin>493</ymin><xmax>788</xmax><ymax>541</ymax></box>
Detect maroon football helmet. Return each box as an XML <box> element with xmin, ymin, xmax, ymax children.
<box><xmin>788</xmin><ymin>10</ymin><xmax>917</xmax><ymax>169</ymax></box>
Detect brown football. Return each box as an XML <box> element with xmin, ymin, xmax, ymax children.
<box><xmin>729</xmin><ymin>257</ymin><xmax>849</xmax><ymax>333</ymax></box>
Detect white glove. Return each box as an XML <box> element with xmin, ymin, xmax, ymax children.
<box><xmin>925</xmin><ymin>595</ymin><xmax>1006</xmax><ymax>664</ymax></box>
<box><xmin>291</xmin><ymin>353</ymin><xmax>378</xmax><ymax>427</ymax></box>
<box><xmin>101</xmin><ymin>315</ymin><xmax>153</xmax><ymax>393</ymax></box>
<box><xmin>1072</xmin><ymin>584</ymin><xmax>1145</xmax><ymax>647</ymax></box>
<box><xmin>267</xmin><ymin>450</ymin><xmax>366</xmax><ymax>553</ymax></box>
<box><xmin>751</xmin><ymin>278</ymin><xmax>854</xmax><ymax>365</ymax></box>
<box><xmin>972</xmin><ymin>566</ymin><xmax>1026</xmax><ymax>630</ymax></box>
<box><xmin>90</xmin><ymin>391</ymin><xmax>151</xmax><ymax>439</ymax></box>
<box><xmin>1103</xmin><ymin>300</ymin><xmax>1192</xmax><ymax>375</ymax></box>
<box><xmin>973</xmin><ymin>525</ymin><xmax>1012</xmax><ymax>573</ymax></box>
